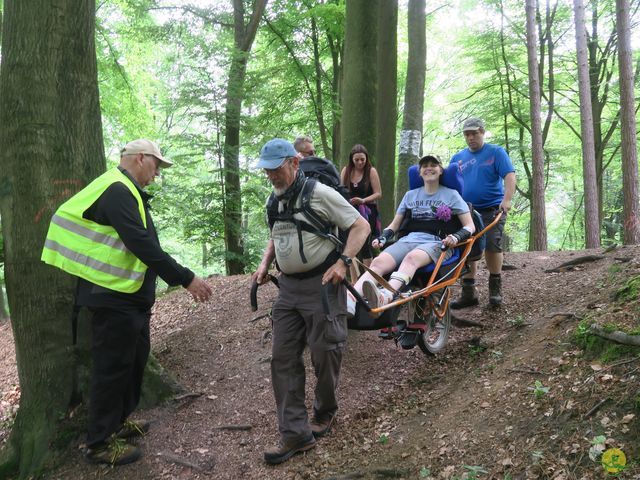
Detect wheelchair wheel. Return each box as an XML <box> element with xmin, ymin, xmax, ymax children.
<box><xmin>415</xmin><ymin>290</ymin><xmax>451</xmax><ymax>355</ymax></box>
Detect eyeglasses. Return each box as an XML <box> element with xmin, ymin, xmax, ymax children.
<box><xmin>301</xmin><ymin>149</ymin><xmax>315</xmax><ymax>156</ymax></box>
<box><xmin>144</xmin><ymin>154</ymin><xmax>161</xmax><ymax>168</ymax></box>
<box><xmin>263</xmin><ymin>158</ymin><xmax>291</xmax><ymax>174</ymax></box>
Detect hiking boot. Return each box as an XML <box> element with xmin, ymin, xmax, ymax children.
<box><xmin>310</xmin><ymin>415</ymin><xmax>335</xmax><ymax>439</ymax></box>
<box><xmin>85</xmin><ymin>437</ymin><xmax>141</xmax><ymax>466</ymax></box>
<box><xmin>264</xmin><ymin>434</ymin><xmax>316</xmax><ymax>465</ymax></box>
<box><xmin>362</xmin><ymin>280</ymin><xmax>393</xmax><ymax>313</ymax></box>
<box><xmin>115</xmin><ymin>419</ymin><xmax>150</xmax><ymax>440</ymax></box>
<box><xmin>489</xmin><ymin>274</ymin><xmax>502</xmax><ymax>306</ymax></box>
<box><xmin>451</xmin><ymin>281</ymin><xmax>479</xmax><ymax>309</ymax></box>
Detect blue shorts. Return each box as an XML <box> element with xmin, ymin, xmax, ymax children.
<box><xmin>383</xmin><ymin>239</ymin><xmax>453</xmax><ymax>268</ymax></box>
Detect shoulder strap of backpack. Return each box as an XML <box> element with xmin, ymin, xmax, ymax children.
<box><xmin>298</xmin><ymin>179</ymin><xmax>343</xmax><ymax>250</ymax></box>
<box><xmin>266</xmin><ymin>192</ymin><xmax>279</xmax><ymax>230</ymax></box>
<box><xmin>299</xmin><ymin>179</ymin><xmax>329</xmax><ymax>232</ymax></box>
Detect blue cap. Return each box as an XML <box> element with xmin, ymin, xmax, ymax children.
<box><xmin>257</xmin><ymin>139</ymin><xmax>298</xmax><ymax>169</ymax></box>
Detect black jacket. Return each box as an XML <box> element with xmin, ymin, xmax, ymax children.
<box><xmin>75</xmin><ymin>167</ymin><xmax>194</xmax><ymax>310</ymax></box>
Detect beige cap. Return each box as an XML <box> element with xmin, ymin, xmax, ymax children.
<box><xmin>120</xmin><ymin>139</ymin><xmax>173</xmax><ymax>167</ymax></box>
<box><xmin>462</xmin><ymin>118</ymin><xmax>485</xmax><ymax>132</ymax></box>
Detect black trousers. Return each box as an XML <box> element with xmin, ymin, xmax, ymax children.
<box><xmin>86</xmin><ymin>307</ymin><xmax>151</xmax><ymax>447</ymax></box>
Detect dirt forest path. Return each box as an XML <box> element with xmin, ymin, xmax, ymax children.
<box><xmin>2</xmin><ymin>246</ymin><xmax>640</xmax><ymax>479</ymax></box>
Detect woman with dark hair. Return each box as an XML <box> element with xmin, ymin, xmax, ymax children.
<box><xmin>340</xmin><ymin>144</ymin><xmax>382</xmax><ymax>278</ymax></box>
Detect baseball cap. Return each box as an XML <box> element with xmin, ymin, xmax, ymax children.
<box><xmin>462</xmin><ymin>118</ymin><xmax>485</xmax><ymax>132</ymax></box>
<box><xmin>418</xmin><ymin>154</ymin><xmax>443</xmax><ymax>167</ymax></box>
<box><xmin>257</xmin><ymin>139</ymin><xmax>298</xmax><ymax>169</ymax></box>
<box><xmin>121</xmin><ymin>139</ymin><xmax>173</xmax><ymax>167</ymax></box>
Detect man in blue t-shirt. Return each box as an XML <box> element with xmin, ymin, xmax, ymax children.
<box><xmin>449</xmin><ymin>118</ymin><xmax>516</xmax><ymax>307</ymax></box>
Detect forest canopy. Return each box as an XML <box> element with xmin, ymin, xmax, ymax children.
<box><xmin>4</xmin><ymin>0</ymin><xmax>640</xmax><ymax>276</ymax></box>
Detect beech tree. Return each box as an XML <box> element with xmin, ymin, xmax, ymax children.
<box><xmin>396</xmin><ymin>0</ymin><xmax>426</xmax><ymax>201</ymax></box>
<box><xmin>223</xmin><ymin>0</ymin><xmax>268</xmax><ymax>275</ymax></box>
<box><xmin>339</xmin><ymin>0</ymin><xmax>379</xmax><ymax>166</ymax></box>
<box><xmin>616</xmin><ymin>0</ymin><xmax>640</xmax><ymax>244</ymax></box>
<box><xmin>572</xmin><ymin>0</ymin><xmax>600</xmax><ymax>248</ymax></box>
<box><xmin>525</xmin><ymin>0</ymin><xmax>548</xmax><ymax>250</ymax></box>
<box><xmin>0</xmin><ymin>1</ymin><xmax>105</xmax><ymax>476</ymax></box>
<box><xmin>375</xmin><ymin>0</ymin><xmax>398</xmax><ymax>224</ymax></box>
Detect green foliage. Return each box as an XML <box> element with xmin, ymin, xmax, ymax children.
<box><xmin>574</xmin><ymin>320</ymin><xmax>639</xmax><ymax>362</ymax></box>
<box><xmin>507</xmin><ymin>315</ymin><xmax>525</xmax><ymax>328</ymax></box>
<box><xmin>468</xmin><ymin>343</ymin><xmax>487</xmax><ymax>356</ymax></box>
<box><xmin>529</xmin><ymin>380</ymin><xmax>550</xmax><ymax>399</ymax></box>
<box><xmin>89</xmin><ymin>0</ymin><xmax>640</xmax><ymax>277</ymax></box>
<box><xmin>608</xmin><ymin>264</ymin><xmax>623</xmax><ymax>281</ymax></box>
<box><xmin>614</xmin><ymin>275</ymin><xmax>640</xmax><ymax>303</ymax></box>
<box><xmin>463</xmin><ymin>465</ymin><xmax>488</xmax><ymax>479</ymax></box>
<box><xmin>377</xmin><ymin>433</ymin><xmax>389</xmax><ymax>444</ymax></box>
<box><xmin>249</xmin><ymin>0</ymin><xmax>345</xmax><ymax>161</ymax></box>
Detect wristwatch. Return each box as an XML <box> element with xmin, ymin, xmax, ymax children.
<box><xmin>339</xmin><ymin>254</ymin><xmax>353</xmax><ymax>266</ymax></box>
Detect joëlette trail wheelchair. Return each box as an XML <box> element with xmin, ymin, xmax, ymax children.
<box><xmin>250</xmin><ymin>164</ymin><xmax>502</xmax><ymax>356</ymax></box>
<box><xmin>345</xmin><ymin>164</ymin><xmax>503</xmax><ymax>355</ymax></box>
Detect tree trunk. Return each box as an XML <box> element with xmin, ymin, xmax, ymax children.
<box><xmin>0</xmin><ymin>1</ymin><xmax>105</xmax><ymax>476</ymax></box>
<box><xmin>586</xmin><ymin>1</ymin><xmax>620</xmax><ymax>232</ymax></box>
<box><xmin>396</xmin><ymin>0</ymin><xmax>426</xmax><ymax>202</ymax></box>
<box><xmin>339</xmin><ymin>0</ymin><xmax>379</xmax><ymax>167</ymax></box>
<box><xmin>326</xmin><ymin>27</ymin><xmax>343</xmax><ymax>163</ymax></box>
<box><xmin>525</xmin><ymin>0</ymin><xmax>547</xmax><ymax>251</ymax></box>
<box><xmin>616</xmin><ymin>0</ymin><xmax>640</xmax><ymax>244</ymax></box>
<box><xmin>573</xmin><ymin>0</ymin><xmax>600</xmax><ymax>248</ymax></box>
<box><xmin>375</xmin><ymin>0</ymin><xmax>397</xmax><ymax>226</ymax></box>
<box><xmin>310</xmin><ymin>17</ymin><xmax>332</xmax><ymax>159</ymax></box>
<box><xmin>222</xmin><ymin>0</ymin><xmax>267</xmax><ymax>275</ymax></box>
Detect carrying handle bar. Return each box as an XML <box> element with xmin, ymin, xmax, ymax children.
<box><xmin>250</xmin><ymin>275</ymin><xmax>279</xmax><ymax>312</ymax></box>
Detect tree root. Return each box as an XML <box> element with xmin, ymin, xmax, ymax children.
<box><xmin>213</xmin><ymin>424</ymin><xmax>252</xmax><ymax>431</ymax></box>
<box><xmin>451</xmin><ymin>314</ymin><xmax>483</xmax><ymax>328</ymax></box>
<box><xmin>157</xmin><ymin>451</ymin><xmax>207</xmax><ymax>472</ymax></box>
<box><xmin>590</xmin><ymin>324</ymin><xmax>640</xmax><ymax>346</ymax></box>
<box><xmin>545</xmin><ymin>255</ymin><xmax>604</xmax><ymax>273</ymax></box>
<box><xmin>323</xmin><ymin>468</ymin><xmax>409</xmax><ymax>480</ymax></box>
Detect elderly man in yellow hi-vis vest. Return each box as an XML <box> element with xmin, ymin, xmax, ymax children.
<box><xmin>41</xmin><ymin>139</ymin><xmax>212</xmax><ymax>466</ymax></box>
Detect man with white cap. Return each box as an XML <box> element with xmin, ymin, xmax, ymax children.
<box><xmin>449</xmin><ymin>118</ymin><xmax>516</xmax><ymax>308</ymax></box>
<box><xmin>42</xmin><ymin>139</ymin><xmax>212</xmax><ymax>466</ymax></box>
<box><xmin>252</xmin><ymin>138</ymin><xmax>369</xmax><ymax>465</ymax></box>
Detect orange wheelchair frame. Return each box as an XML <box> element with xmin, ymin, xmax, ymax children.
<box><xmin>345</xmin><ymin>210</ymin><xmax>503</xmax><ymax>355</ymax></box>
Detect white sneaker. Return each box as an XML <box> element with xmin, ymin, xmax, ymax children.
<box><xmin>362</xmin><ymin>279</ymin><xmax>393</xmax><ymax>310</ymax></box>
<box><xmin>346</xmin><ymin>291</ymin><xmax>356</xmax><ymax>317</ymax></box>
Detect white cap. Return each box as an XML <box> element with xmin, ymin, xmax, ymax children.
<box><xmin>121</xmin><ymin>139</ymin><xmax>173</xmax><ymax>167</ymax></box>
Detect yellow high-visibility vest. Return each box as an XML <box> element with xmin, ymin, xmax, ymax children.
<box><xmin>41</xmin><ymin>168</ymin><xmax>148</xmax><ymax>293</ymax></box>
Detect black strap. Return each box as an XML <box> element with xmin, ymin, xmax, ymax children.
<box><xmin>282</xmin><ymin>250</ymin><xmax>340</xmax><ymax>279</ymax></box>
<box><xmin>477</xmin><ymin>205</ymin><xmax>500</xmax><ymax>214</ymax></box>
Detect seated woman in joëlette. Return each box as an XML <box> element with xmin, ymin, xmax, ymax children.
<box><xmin>347</xmin><ymin>154</ymin><xmax>474</xmax><ymax>316</ymax></box>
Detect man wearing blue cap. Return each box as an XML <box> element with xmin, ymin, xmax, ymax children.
<box><xmin>253</xmin><ymin>138</ymin><xmax>370</xmax><ymax>465</ymax></box>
